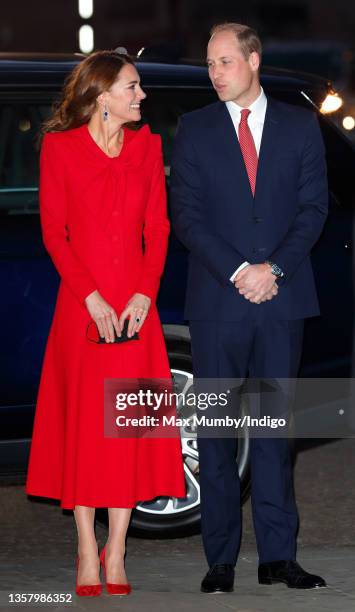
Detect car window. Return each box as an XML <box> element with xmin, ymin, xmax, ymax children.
<box><xmin>0</xmin><ymin>102</ymin><xmax>51</xmax><ymax>214</ymax></box>
<box><xmin>141</xmin><ymin>88</ymin><xmax>216</xmax><ymax>174</ymax></box>
<box><xmin>319</xmin><ymin>115</ymin><xmax>355</xmax><ymax>211</ymax></box>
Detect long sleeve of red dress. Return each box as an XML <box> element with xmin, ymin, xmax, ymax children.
<box><xmin>40</xmin><ymin>133</ymin><xmax>98</xmax><ymax>304</ymax></box>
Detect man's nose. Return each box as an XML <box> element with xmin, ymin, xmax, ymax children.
<box><xmin>210</xmin><ymin>65</ymin><xmax>222</xmax><ymax>81</ymax></box>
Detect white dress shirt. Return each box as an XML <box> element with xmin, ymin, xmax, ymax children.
<box><xmin>226</xmin><ymin>87</ymin><xmax>267</xmax><ymax>282</ymax></box>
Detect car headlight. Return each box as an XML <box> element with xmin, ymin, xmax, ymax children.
<box><xmin>320</xmin><ymin>92</ymin><xmax>343</xmax><ymax>114</ymax></box>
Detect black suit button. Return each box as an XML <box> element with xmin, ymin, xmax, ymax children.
<box><xmin>254</xmin><ymin>217</ymin><xmax>263</xmax><ymax>223</ymax></box>
<box><xmin>252</xmin><ymin>248</ymin><xmax>257</xmax><ymax>253</ymax></box>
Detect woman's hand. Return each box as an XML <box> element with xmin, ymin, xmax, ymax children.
<box><xmin>84</xmin><ymin>290</ymin><xmax>120</xmax><ymax>343</ymax></box>
<box><xmin>118</xmin><ymin>293</ymin><xmax>151</xmax><ymax>338</ymax></box>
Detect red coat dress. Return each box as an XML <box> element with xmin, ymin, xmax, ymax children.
<box><xmin>25</xmin><ymin>123</ymin><xmax>186</xmax><ymax>509</ymax></box>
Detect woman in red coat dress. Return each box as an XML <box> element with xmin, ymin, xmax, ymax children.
<box><xmin>25</xmin><ymin>50</ymin><xmax>186</xmax><ymax>596</ymax></box>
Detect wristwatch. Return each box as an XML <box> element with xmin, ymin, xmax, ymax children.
<box><xmin>265</xmin><ymin>260</ymin><xmax>285</xmax><ymax>279</ymax></box>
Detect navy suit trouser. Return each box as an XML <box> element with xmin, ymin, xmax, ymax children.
<box><xmin>189</xmin><ymin>305</ymin><xmax>304</xmax><ymax>567</ymax></box>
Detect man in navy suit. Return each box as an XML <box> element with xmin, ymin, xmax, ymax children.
<box><xmin>170</xmin><ymin>23</ymin><xmax>328</xmax><ymax>593</ymax></box>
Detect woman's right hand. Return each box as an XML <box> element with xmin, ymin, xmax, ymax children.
<box><xmin>84</xmin><ymin>290</ymin><xmax>120</xmax><ymax>343</ymax></box>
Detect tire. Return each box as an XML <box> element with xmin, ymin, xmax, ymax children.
<box><xmin>129</xmin><ymin>334</ymin><xmax>251</xmax><ymax>537</ymax></box>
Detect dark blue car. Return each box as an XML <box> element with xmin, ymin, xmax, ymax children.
<box><xmin>0</xmin><ymin>54</ymin><xmax>354</xmax><ymax>535</ymax></box>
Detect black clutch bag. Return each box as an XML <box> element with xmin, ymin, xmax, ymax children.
<box><xmin>86</xmin><ymin>317</ymin><xmax>139</xmax><ymax>344</ymax></box>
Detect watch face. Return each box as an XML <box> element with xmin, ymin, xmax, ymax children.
<box><xmin>267</xmin><ymin>262</ymin><xmax>283</xmax><ymax>278</ymax></box>
<box><xmin>266</xmin><ymin>261</ymin><xmax>284</xmax><ymax>278</ymax></box>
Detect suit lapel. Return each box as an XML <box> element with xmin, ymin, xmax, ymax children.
<box><xmin>254</xmin><ymin>96</ymin><xmax>280</xmax><ymax>204</ymax></box>
<box><xmin>213</xmin><ymin>102</ymin><xmax>254</xmax><ymax>204</ymax></box>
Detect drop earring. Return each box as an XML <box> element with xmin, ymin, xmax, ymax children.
<box><xmin>103</xmin><ymin>104</ymin><xmax>109</xmax><ymax>121</ymax></box>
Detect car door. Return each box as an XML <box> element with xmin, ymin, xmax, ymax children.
<box><xmin>0</xmin><ymin>96</ymin><xmax>58</xmax><ymax>440</ymax></box>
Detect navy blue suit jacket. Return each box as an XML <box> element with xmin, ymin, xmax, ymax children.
<box><xmin>170</xmin><ymin>96</ymin><xmax>328</xmax><ymax>321</ymax></box>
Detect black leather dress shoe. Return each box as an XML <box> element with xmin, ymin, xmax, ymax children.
<box><xmin>258</xmin><ymin>560</ymin><xmax>326</xmax><ymax>589</ymax></box>
<box><xmin>201</xmin><ymin>564</ymin><xmax>235</xmax><ymax>593</ymax></box>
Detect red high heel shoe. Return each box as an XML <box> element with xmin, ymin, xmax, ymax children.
<box><xmin>75</xmin><ymin>557</ymin><xmax>102</xmax><ymax>597</ymax></box>
<box><xmin>99</xmin><ymin>546</ymin><xmax>132</xmax><ymax>595</ymax></box>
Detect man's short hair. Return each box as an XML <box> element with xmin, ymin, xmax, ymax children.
<box><xmin>210</xmin><ymin>23</ymin><xmax>262</xmax><ymax>61</ymax></box>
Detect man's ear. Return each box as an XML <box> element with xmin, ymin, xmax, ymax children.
<box><xmin>249</xmin><ymin>51</ymin><xmax>260</xmax><ymax>72</ymax></box>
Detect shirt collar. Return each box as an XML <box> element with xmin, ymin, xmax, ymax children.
<box><xmin>225</xmin><ymin>86</ymin><xmax>267</xmax><ymax>125</ymax></box>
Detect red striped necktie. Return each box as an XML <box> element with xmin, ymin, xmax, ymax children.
<box><xmin>238</xmin><ymin>108</ymin><xmax>258</xmax><ymax>196</ymax></box>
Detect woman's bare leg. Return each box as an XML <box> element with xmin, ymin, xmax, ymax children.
<box><xmin>73</xmin><ymin>505</ymin><xmax>100</xmax><ymax>585</ymax></box>
<box><xmin>104</xmin><ymin>508</ymin><xmax>132</xmax><ymax>584</ymax></box>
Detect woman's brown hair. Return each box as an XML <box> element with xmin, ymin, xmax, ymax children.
<box><xmin>39</xmin><ymin>50</ymin><xmax>134</xmax><ymax>142</ymax></box>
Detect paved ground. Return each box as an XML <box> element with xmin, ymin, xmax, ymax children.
<box><xmin>0</xmin><ymin>438</ymin><xmax>355</xmax><ymax>611</ymax></box>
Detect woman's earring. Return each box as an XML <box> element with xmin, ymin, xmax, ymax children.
<box><xmin>103</xmin><ymin>104</ymin><xmax>109</xmax><ymax>122</ymax></box>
